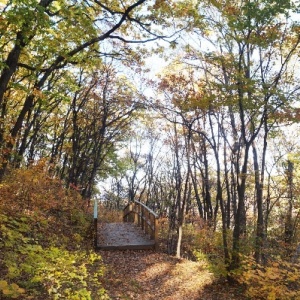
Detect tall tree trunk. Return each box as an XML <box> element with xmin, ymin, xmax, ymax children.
<box><xmin>190</xmin><ymin>160</ymin><xmax>204</xmax><ymax>219</ymax></box>
<box><xmin>253</xmin><ymin>141</ymin><xmax>266</xmax><ymax>264</ymax></box>
<box><xmin>285</xmin><ymin>160</ymin><xmax>294</xmax><ymax>246</ymax></box>
<box><xmin>230</xmin><ymin>143</ymin><xmax>249</xmax><ymax>271</ymax></box>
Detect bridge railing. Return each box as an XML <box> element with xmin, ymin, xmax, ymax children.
<box><xmin>123</xmin><ymin>200</ymin><xmax>159</xmax><ymax>250</ymax></box>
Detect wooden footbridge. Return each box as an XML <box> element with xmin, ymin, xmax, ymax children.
<box><xmin>94</xmin><ymin>200</ymin><xmax>159</xmax><ymax>250</ymax></box>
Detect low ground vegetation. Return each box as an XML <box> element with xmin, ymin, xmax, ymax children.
<box><xmin>0</xmin><ymin>163</ymin><xmax>108</xmax><ymax>300</ymax></box>
<box><xmin>171</xmin><ymin>221</ymin><xmax>300</xmax><ymax>299</ymax></box>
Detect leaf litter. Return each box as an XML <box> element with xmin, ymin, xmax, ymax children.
<box><xmin>98</xmin><ymin>250</ymin><xmax>245</xmax><ymax>300</ymax></box>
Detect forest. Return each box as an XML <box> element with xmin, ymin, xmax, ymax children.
<box><xmin>1</xmin><ymin>0</ymin><xmax>300</xmax><ymax>299</ymax></box>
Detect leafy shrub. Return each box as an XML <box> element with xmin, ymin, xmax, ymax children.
<box><xmin>0</xmin><ymin>218</ymin><xmax>108</xmax><ymax>299</ymax></box>
<box><xmin>98</xmin><ymin>203</ymin><xmax>123</xmax><ymax>223</ymax></box>
<box><xmin>234</xmin><ymin>256</ymin><xmax>300</xmax><ymax>300</ymax></box>
<box><xmin>193</xmin><ymin>248</ymin><xmax>228</xmax><ymax>278</ymax></box>
<box><xmin>183</xmin><ymin>224</ymin><xmax>229</xmax><ymax>277</ymax></box>
<box><xmin>0</xmin><ymin>163</ymin><xmax>108</xmax><ymax>299</ymax></box>
<box><xmin>0</xmin><ymin>281</ymin><xmax>25</xmax><ymax>299</ymax></box>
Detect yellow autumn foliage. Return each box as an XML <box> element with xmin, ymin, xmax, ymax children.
<box><xmin>0</xmin><ymin>161</ymin><xmax>108</xmax><ymax>299</ymax></box>
<box><xmin>235</xmin><ymin>257</ymin><xmax>300</xmax><ymax>300</ymax></box>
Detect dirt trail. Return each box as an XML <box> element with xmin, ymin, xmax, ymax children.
<box><xmin>98</xmin><ymin>250</ymin><xmax>241</xmax><ymax>300</ymax></box>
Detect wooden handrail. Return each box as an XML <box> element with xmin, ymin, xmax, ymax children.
<box><xmin>123</xmin><ymin>200</ymin><xmax>159</xmax><ymax>250</ymax></box>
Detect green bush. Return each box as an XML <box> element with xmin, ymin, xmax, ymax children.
<box><xmin>0</xmin><ymin>213</ymin><xmax>108</xmax><ymax>300</ymax></box>
<box><xmin>233</xmin><ymin>256</ymin><xmax>300</xmax><ymax>300</ymax></box>
<box><xmin>0</xmin><ymin>164</ymin><xmax>108</xmax><ymax>299</ymax></box>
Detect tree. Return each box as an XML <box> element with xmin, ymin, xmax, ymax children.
<box><xmin>154</xmin><ymin>0</ymin><xmax>300</xmax><ymax>270</ymax></box>
<box><xmin>0</xmin><ymin>0</ymin><xmax>173</xmax><ymax>179</ymax></box>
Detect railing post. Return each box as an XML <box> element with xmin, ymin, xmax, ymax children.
<box><xmin>138</xmin><ymin>203</ymin><xmax>141</xmax><ymax>227</ymax></box>
<box><xmin>93</xmin><ymin>199</ymin><xmax>98</xmax><ymax>249</ymax></box>
<box><xmin>145</xmin><ymin>210</ymin><xmax>150</xmax><ymax>235</ymax></box>
<box><xmin>134</xmin><ymin>202</ymin><xmax>138</xmax><ymax>224</ymax></box>
<box><xmin>129</xmin><ymin>203</ymin><xmax>132</xmax><ymax>222</ymax></box>
<box><xmin>150</xmin><ymin>214</ymin><xmax>154</xmax><ymax>239</ymax></box>
<box><xmin>141</xmin><ymin>206</ymin><xmax>145</xmax><ymax>231</ymax></box>
<box><xmin>154</xmin><ymin>217</ymin><xmax>159</xmax><ymax>251</ymax></box>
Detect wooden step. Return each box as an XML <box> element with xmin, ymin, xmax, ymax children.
<box><xmin>96</xmin><ymin>222</ymin><xmax>155</xmax><ymax>250</ymax></box>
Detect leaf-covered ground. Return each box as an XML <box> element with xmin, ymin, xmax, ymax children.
<box><xmin>99</xmin><ymin>250</ymin><xmax>245</xmax><ymax>300</ymax></box>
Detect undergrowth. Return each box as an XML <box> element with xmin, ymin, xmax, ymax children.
<box><xmin>0</xmin><ymin>162</ymin><xmax>108</xmax><ymax>300</ymax></box>
<box><xmin>233</xmin><ymin>256</ymin><xmax>300</xmax><ymax>300</ymax></box>
<box><xmin>159</xmin><ymin>217</ymin><xmax>300</xmax><ymax>299</ymax></box>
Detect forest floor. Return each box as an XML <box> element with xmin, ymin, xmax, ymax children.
<box><xmin>98</xmin><ymin>249</ymin><xmax>246</xmax><ymax>300</ymax></box>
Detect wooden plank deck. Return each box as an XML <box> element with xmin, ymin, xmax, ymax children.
<box><xmin>96</xmin><ymin>222</ymin><xmax>156</xmax><ymax>250</ymax></box>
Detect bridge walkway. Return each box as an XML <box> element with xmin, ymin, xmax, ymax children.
<box><xmin>94</xmin><ymin>200</ymin><xmax>159</xmax><ymax>250</ymax></box>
